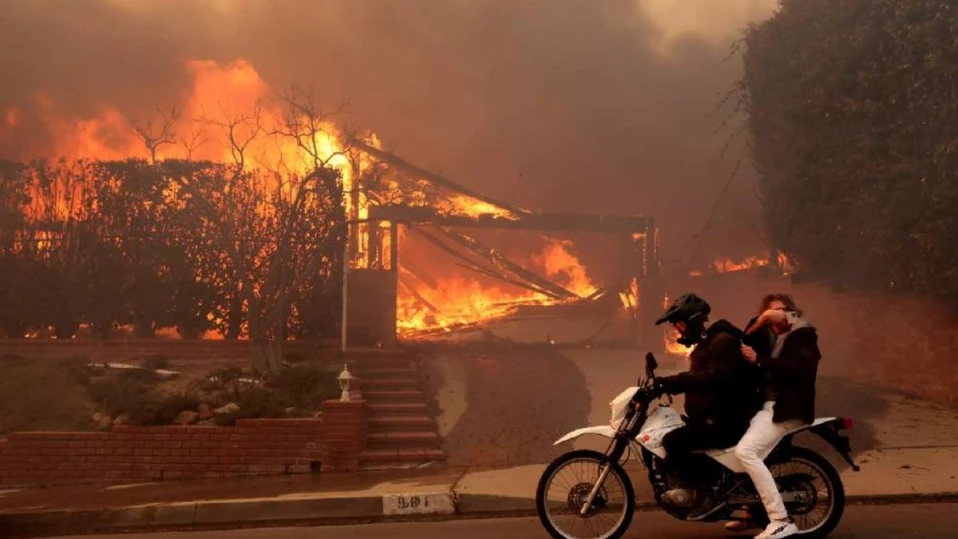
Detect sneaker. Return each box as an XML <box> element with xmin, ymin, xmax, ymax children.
<box><xmin>725</xmin><ymin>520</ymin><xmax>761</xmax><ymax>532</ymax></box>
<box><xmin>755</xmin><ymin>520</ymin><xmax>799</xmax><ymax>539</ymax></box>
<box><xmin>685</xmin><ymin>494</ymin><xmax>726</xmax><ymax>521</ymax></box>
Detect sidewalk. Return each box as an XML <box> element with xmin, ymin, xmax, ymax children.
<box><xmin>2</xmin><ymin>444</ymin><xmax>957</xmax><ymax>537</ymax></box>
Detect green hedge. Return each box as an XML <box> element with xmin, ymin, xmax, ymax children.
<box><xmin>741</xmin><ymin>0</ymin><xmax>958</xmax><ymax>298</ymax></box>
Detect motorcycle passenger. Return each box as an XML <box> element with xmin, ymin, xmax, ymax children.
<box><xmin>725</xmin><ymin>293</ymin><xmax>802</xmax><ymax>534</ymax></box>
<box><xmin>741</xmin><ymin>293</ymin><xmax>786</xmax><ymax>358</ymax></box>
<box><xmin>737</xmin><ymin>296</ymin><xmax>821</xmax><ymax>539</ymax></box>
<box><xmin>654</xmin><ymin>293</ymin><xmax>762</xmax><ymax>521</ymax></box>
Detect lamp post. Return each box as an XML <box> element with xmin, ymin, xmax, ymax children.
<box><xmin>337</xmin><ymin>365</ymin><xmax>355</xmax><ymax>402</ymax></box>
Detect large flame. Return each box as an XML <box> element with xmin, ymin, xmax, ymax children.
<box><xmin>534</xmin><ymin>239</ymin><xmax>599</xmax><ymax>298</ymax></box>
<box><xmin>9</xmin><ymin>58</ymin><xmax>602</xmax><ymax>338</ymax></box>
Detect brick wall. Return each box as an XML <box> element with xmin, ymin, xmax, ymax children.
<box><xmin>0</xmin><ymin>401</ymin><xmax>368</xmax><ymax>487</ymax></box>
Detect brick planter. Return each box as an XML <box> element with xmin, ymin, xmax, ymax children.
<box><xmin>0</xmin><ymin>407</ymin><xmax>369</xmax><ymax>487</ymax></box>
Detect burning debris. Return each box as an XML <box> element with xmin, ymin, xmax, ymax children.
<box><xmin>689</xmin><ymin>252</ymin><xmax>795</xmax><ymax>277</ymax></box>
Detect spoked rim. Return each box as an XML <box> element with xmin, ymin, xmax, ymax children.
<box><xmin>541</xmin><ymin>456</ymin><xmax>630</xmax><ymax>539</ymax></box>
<box><xmin>771</xmin><ymin>456</ymin><xmax>836</xmax><ymax>533</ymax></box>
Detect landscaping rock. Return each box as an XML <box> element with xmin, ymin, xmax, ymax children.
<box><xmin>92</xmin><ymin>412</ymin><xmax>106</xmax><ymax>424</ymax></box>
<box><xmin>214</xmin><ymin>402</ymin><xmax>240</xmax><ymax>415</ymax></box>
<box><xmin>98</xmin><ymin>416</ymin><xmax>114</xmax><ymax>428</ymax></box>
<box><xmin>173</xmin><ymin>410</ymin><xmax>199</xmax><ymax>425</ymax></box>
<box><xmin>197</xmin><ymin>403</ymin><xmax>215</xmax><ymax>420</ymax></box>
<box><xmin>197</xmin><ymin>419</ymin><xmax>215</xmax><ymax>426</ymax></box>
<box><xmin>113</xmin><ymin>414</ymin><xmax>130</xmax><ymax>426</ymax></box>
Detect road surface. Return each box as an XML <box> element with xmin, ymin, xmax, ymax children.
<box><xmin>54</xmin><ymin>503</ymin><xmax>958</xmax><ymax>539</ymax></box>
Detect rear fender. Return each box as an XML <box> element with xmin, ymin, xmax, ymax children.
<box><xmin>554</xmin><ymin>425</ymin><xmax>617</xmax><ymax>446</ymax></box>
<box><xmin>808</xmin><ymin>417</ymin><xmax>860</xmax><ymax>471</ymax></box>
<box><xmin>781</xmin><ymin>417</ymin><xmax>860</xmax><ymax>472</ymax></box>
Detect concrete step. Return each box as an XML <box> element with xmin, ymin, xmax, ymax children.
<box><xmin>368</xmin><ymin>416</ymin><xmax>436</xmax><ymax>432</ymax></box>
<box><xmin>351</xmin><ymin>358</ymin><xmax>415</xmax><ymax>370</ymax></box>
<box><xmin>366</xmin><ymin>431</ymin><xmax>442</xmax><ymax>450</ymax></box>
<box><xmin>368</xmin><ymin>402</ymin><xmax>429</xmax><ymax>416</ymax></box>
<box><xmin>363</xmin><ymin>378</ymin><xmax>419</xmax><ymax>390</ymax></box>
<box><xmin>359</xmin><ymin>367</ymin><xmax>417</xmax><ymax>379</ymax></box>
<box><xmin>360</xmin><ymin>448</ymin><xmax>447</xmax><ymax>464</ymax></box>
<box><xmin>364</xmin><ymin>390</ymin><xmax>424</xmax><ymax>402</ymax></box>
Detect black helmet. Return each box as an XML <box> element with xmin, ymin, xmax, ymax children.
<box><xmin>655</xmin><ymin>293</ymin><xmax>711</xmax><ymax>326</ymax></box>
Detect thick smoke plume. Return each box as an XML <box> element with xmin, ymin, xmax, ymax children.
<box><xmin>0</xmin><ymin>0</ymin><xmax>777</xmax><ymax>271</ymax></box>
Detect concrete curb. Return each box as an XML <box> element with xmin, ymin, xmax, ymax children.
<box><xmin>2</xmin><ymin>491</ymin><xmax>957</xmax><ymax>537</ymax></box>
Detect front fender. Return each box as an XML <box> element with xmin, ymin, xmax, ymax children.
<box><xmin>554</xmin><ymin>425</ymin><xmax>617</xmax><ymax>446</ymax></box>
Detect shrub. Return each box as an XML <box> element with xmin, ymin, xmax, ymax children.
<box><xmin>270</xmin><ymin>363</ymin><xmax>340</xmax><ymax>410</ymax></box>
<box><xmin>214</xmin><ymin>388</ymin><xmax>292</xmax><ymax>426</ymax></box>
<box><xmin>88</xmin><ymin>370</ymin><xmax>159</xmax><ymax>418</ymax></box>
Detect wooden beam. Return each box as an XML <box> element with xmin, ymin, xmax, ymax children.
<box><xmin>367</xmin><ymin>205</ymin><xmax>651</xmax><ymax>234</ymax></box>
<box><xmin>347</xmin><ymin>138</ymin><xmax>529</xmax><ymax>217</ymax></box>
<box><xmin>438</xmin><ymin>229</ymin><xmax>580</xmax><ymax>300</ymax></box>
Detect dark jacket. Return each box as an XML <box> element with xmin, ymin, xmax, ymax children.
<box><xmin>758</xmin><ymin>317</ymin><xmax>821</xmax><ymax>424</ymax></box>
<box><xmin>660</xmin><ymin>320</ymin><xmax>762</xmax><ymax>432</ymax></box>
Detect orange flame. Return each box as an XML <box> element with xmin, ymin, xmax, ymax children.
<box><xmin>533</xmin><ymin>240</ymin><xmax>598</xmax><ymax>298</ymax></box>
<box><xmin>10</xmin><ymin>57</ymin><xmax>604</xmax><ymax>338</ymax></box>
<box><xmin>396</xmin><ymin>239</ymin><xmax>599</xmax><ymax>335</ymax></box>
<box><xmin>664</xmin><ymin>327</ymin><xmax>693</xmax><ymax>358</ymax></box>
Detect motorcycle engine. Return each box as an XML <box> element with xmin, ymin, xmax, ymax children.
<box><xmin>661</xmin><ymin>488</ymin><xmax>698</xmax><ymax>508</ymax></box>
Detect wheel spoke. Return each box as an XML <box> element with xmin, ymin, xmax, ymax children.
<box><xmin>769</xmin><ymin>455</ymin><xmax>839</xmax><ymax>534</ymax></box>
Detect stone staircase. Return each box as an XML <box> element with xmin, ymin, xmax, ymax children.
<box><xmin>352</xmin><ymin>352</ymin><xmax>446</xmax><ymax>470</ymax></box>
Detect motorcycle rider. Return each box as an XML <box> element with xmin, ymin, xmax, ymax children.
<box><xmin>736</xmin><ymin>296</ymin><xmax>821</xmax><ymax>539</ymax></box>
<box><xmin>654</xmin><ymin>293</ymin><xmax>762</xmax><ymax>521</ymax></box>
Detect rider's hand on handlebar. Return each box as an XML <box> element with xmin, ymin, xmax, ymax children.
<box><xmin>651</xmin><ymin>377</ymin><xmax>670</xmax><ymax>397</ymax></box>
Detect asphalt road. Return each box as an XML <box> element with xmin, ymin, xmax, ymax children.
<box><xmin>52</xmin><ymin>503</ymin><xmax>958</xmax><ymax>539</ymax></box>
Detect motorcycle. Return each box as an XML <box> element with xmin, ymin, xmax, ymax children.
<box><xmin>535</xmin><ymin>353</ymin><xmax>859</xmax><ymax>539</ymax></box>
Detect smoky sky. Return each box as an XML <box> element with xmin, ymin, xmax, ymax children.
<box><xmin>0</xmin><ymin>0</ymin><xmax>776</xmax><ymax>269</ymax></box>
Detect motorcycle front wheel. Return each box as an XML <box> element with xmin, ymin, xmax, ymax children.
<box><xmin>535</xmin><ymin>449</ymin><xmax>636</xmax><ymax>539</ymax></box>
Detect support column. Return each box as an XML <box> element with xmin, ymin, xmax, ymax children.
<box><xmin>637</xmin><ymin>218</ymin><xmax>664</xmax><ymax>350</ymax></box>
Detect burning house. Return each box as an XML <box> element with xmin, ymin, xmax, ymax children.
<box><xmin>0</xmin><ymin>59</ymin><xmax>669</xmax><ymax>348</ymax></box>
<box><xmin>340</xmin><ymin>138</ymin><xmax>663</xmax><ymax>348</ymax></box>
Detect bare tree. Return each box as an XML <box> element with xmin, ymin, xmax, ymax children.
<box><xmin>131</xmin><ymin>108</ymin><xmax>180</xmax><ymax>164</ymax></box>
<box><xmin>204</xmin><ymin>103</ymin><xmax>266</xmax><ymax>171</ymax></box>
<box><xmin>168</xmin><ymin>96</ymin><xmax>347</xmax><ymax>374</ymax></box>
<box><xmin>179</xmin><ymin>127</ymin><xmax>208</xmax><ymax>161</ymax></box>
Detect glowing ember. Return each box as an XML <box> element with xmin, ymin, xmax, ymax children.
<box><xmin>396</xmin><ymin>239</ymin><xmax>599</xmax><ymax>336</ymax></box>
<box><xmin>397</xmin><ymin>275</ymin><xmax>547</xmax><ymax>334</ymax></box>
<box><xmin>689</xmin><ymin>251</ymin><xmax>795</xmax><ymax>277</ymax></box>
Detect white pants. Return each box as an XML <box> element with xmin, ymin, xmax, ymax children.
<box><xmin>734</xmin><ymin>401</ymin><xmax>806</xmax><ymax>522</ymax></box>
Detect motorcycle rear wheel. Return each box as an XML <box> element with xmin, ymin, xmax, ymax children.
<box><xmin>759</xmin><ymin>446</ymin><xmax>846</xmax><ymax>538</ymax></box>
<box><xmin>535</xmin><ymin>449</ymin><xmax>636</xmax><ymax>539</ymax></box>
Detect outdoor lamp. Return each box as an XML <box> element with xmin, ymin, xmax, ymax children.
<box><xmin>338</xmin><ymin>365</ymin><xmax>355</xmax><ymax>402</ymax></box>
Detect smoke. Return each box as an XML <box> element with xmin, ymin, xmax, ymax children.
<box><xmin>0</xmin><ymin>0</ymin><xmax>777</xmax><ymax>268</ymax></box>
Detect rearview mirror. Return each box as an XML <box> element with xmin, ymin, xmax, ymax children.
<box><xmin>645</xmin><ymin>352</ymin><xmax>658</xmax><ymax>378</ymax></box>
